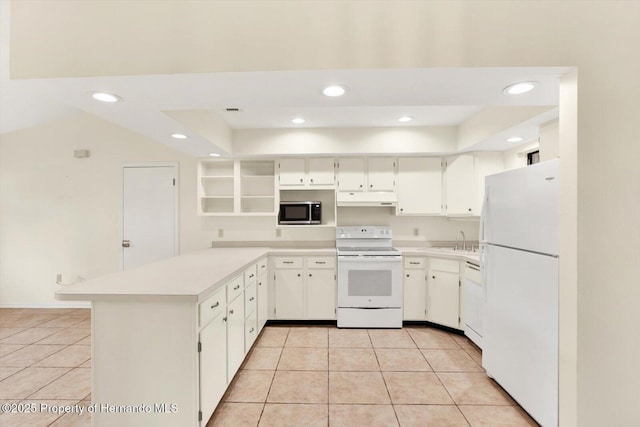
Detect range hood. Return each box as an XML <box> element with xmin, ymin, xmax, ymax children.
<box><xmin>336</xmin><ymin>191</ymin><xmax>398</xmax><ymax>207</ymax></box>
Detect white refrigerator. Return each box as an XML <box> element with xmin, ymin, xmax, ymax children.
<box><xmin>480</xmin><ymin>159</ymin><xmax>559</xmax><ymax>427</ymax></box>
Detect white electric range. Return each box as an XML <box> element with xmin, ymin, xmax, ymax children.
<box><xmin>336</xmin><ymin>226</ymin><xmax>403</xmax><ymax>328</ymax></box>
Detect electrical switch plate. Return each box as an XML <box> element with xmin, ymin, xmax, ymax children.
<box><xmin>413</xmin><ymin>228</ymin><xmax>420</xmax><ymax>236</ymax></box>
<box><xmin>218</xmin><ymin>229</ymin><xmax>224</xmax><ymax>238</ymax></box>
<box><xmin>276</xmin><ymin>229</ymin><xmax>281</xmax><ymax>238</ymax></box>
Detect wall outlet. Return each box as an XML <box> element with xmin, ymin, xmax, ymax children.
<box><xmin>56</xmin><ymin>273</ymin><xmax>62</xmax><ymax>283</ymax></box>
<box><xmin>276</xmin><ymin>229</ymin><xmax>281</xmax><ymax>238</ymax></box>
<box><xmin>217</xmin><ymin>229</ymin><xmax>224</xmax><ymax>238</ymax></box>
<box><xmin>413</xmin><ymin>228</ymin><xmax>420</xmax><ymax>236</ymax></box>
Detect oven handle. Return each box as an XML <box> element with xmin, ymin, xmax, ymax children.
<box><xmin>338</xmin><ymin>256</ymin><xmax>402</xmax><ymax>262</ymax></box>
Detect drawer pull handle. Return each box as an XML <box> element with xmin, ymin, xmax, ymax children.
<box><xmin>315</xmin><ymin>261</ymin><xmax>326</xmax><ymax>264</ymax></box>
<box><xmin>249</xmin><ymin>297</ymin><xmax>255</xmax><ymax>301</ymax></box>
<box><xmin>234</xmin><ymin>285</ymin><xmax>240</xmax><ymax>290</ymax></box>
<box><xmin>229</xmin><ymin>309</ymin><xmax>234</xmax><ymax>315</ymax></box>
<box><xmin>283</xmin><ymin>261</ymin><xmax>294</xmax><ymax>264</ymax></box>
<box><xmin>409</xmin><ymin>261</ymin><xmax>420</xmax><ymax>265</ymax></box>
<box><xmin>250</xmin><ymin>327</ymin><xmax>255</xmax><ymax>333</ymax></box>
<box><xmin>211</xmin><ymin>301</ymin><xmax>220</xmax><ymax>309</ymax></box>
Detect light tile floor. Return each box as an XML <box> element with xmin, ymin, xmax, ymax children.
<box><xmin>0</xmin><ymin>309</ymin><xmax>538</xmax><ymax>426</ymax></box>
<box><xmin>0</xmin><ymin>308</ymin><xmax>91</xmax><ymax>426</ymax></box>
<box><xmin>209</xmin><ymin>326</ymin><xmax>539</xmax><ymax>427</ymax></box>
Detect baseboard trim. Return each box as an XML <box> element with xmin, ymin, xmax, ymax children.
<box><xmin>0</xmin><ymin>302</ymin><xmax>91</xmax><ymax>309</ymax></box>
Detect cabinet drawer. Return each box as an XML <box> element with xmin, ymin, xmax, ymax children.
<box><xmin>430</xmin><ymin>258</ymin><xmax>460</xmax><ymax>273</ymax></box>
<box><xmin>274</xmin><ymin>257</ymin><xmax>303</xmax><ymax>269</ymax></box>
<box><xmin>244</xmin><ymin>264</ymin><xmax>257</xmax><ymax>287</ymax></box>
<box><xmin>245</xmin><ymin>313</ymin><xmax>258</xmax><ymax>352</ymax></box>
<box><xmin>199</xmin><ymin>287</ymin><xmax>225</xmax><ymax>327</ymax></box>
<box><xmin>244</xmin><ymin>282</ymin><xmax>257</xmax><ymax>318</ymax></box>
<box><xmin>257</xmin><ymin>258</ymin><xmax>268</xmax><ymax>276</ymax></box>
<box><xmin>306</xmin><ymin>256</ymin><xmax>335</xmax><ymax>269</ymax></box>
<box><xmin>227</xmin><ymin>275</ymin><xmax>244</xmax><ymax>302</ymax></box>
<box><xmin>404</xmin><ymin>257</ymin><xmax>426</xmax><ymax>269</ymax></box>
<box><xmin>465</xmin><ymin>263</ymin><xmax>482</xmax><ymax>283</ymax></box>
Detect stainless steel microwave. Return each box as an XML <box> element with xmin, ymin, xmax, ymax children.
<box><xmin>278</xmin><ymin>201</ymin><xmax>321</xmax><ymax>225</ymax></box>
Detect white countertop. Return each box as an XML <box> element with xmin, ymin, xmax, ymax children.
<box><xmin>55</xmin><ymin>247</ymin><xmax>336</xmax><ymax>303</ymax></box>
<box><xmin>56</xmin><ymin>245</ymin><xmax>478</xmax><ymax>303</ymax></box>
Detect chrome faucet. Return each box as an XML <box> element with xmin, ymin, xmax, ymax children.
<box><xmin>456</xmin><ymin>230</ymin><xmax>467</xmax><ymax>251</ymax></box>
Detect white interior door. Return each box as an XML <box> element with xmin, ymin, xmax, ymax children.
<box><xmin>123</xmin><ymin>165</ymin><xmax>178</xmax><ymax>270</ymax></box>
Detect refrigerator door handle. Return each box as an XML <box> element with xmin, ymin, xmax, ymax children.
<box><xmin>481</xmin><ymin>245</ymin><xmax>489</xmax><ymax>303</ymax></box>
<box><xmin>479</xmin><ymin>187</ymin><xmax>488</xmax><ymax>244</ymax></box>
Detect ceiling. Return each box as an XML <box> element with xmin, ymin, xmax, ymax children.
<box><xmin>0</xmin><ymin>2</ymin><xmax>568</xmax><ymax>157</ymax></box>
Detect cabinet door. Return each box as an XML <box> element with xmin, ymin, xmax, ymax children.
<box><xmin>397</xmin><ymin>157</ymin><xmax>442</xmax><ymax>215</ymax></box>
<box><xmin>428</xmin><ymin>271</ymin><xmax>460</xmax><ymax>328</ymax></box>
<box><xmin>274</xmin><ymin>269</ymin><xmax>305</xmax><ymax>319</ymax></box>
<box><xmin>227</xmin><ymin>295</ymin><xmax>245</xmax><ymax>380</ymax></box>
<box><xmin>199</xmin><ymin>313</ymin><xmax>227</xmax><ymax>423</ymax></box>
<box><xmin>306</xmin><ymin>269</ymin><xmax>336</xmax><ymax>319</ymax></box>
<box><xmin>257</xmin><ymin>272</ymin><xmax>269</xmax><ymax>333</ymax></box>
<box><xmin>445</xmin><ymin>154</ymin><xmax>475</xmax><ymax>215</ymax></box>
<box><xmin>337</xmin><ymin>158</ymin><xmax>366</xmax><ymax>191</ymax></box>
<box><xmin>308</xmin><ymin>158</ymin><xmax>335</xmax><ymax>186</ymax></box>
<box><xmin>278</xmin><ymin>158</ymin><xmax>306</xmax><ymax>186</ymax></box>
<box><xmin>403</xmin><ymin>270</ymin><xmax>427</xmax><ymax>320</ymax></box>
<box><xmin>367</xmin><ymin>157</ymin><xmax>396</xmax><ymax>191</ymax></box>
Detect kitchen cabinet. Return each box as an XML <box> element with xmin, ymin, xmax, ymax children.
<box><xmin>226</xmin><ymin>287</ymin><xmax>245</xmax><ymax>380</ymax></box>
<box><xmin>274</xmin><ymin>267</ymin><xmax>305</xmax><ymax>319</ymax></box>
<box><xmin>306</xmin><ymin>257</ymin><xmax>336</xmax><ymax>319</ymax></box>
<box><xmin>337</xmin><ymin>157</ymin><xmax>396</xmax><ymax>192</ymax></box>
<box><xmin>199</xmin><ymin>310</ymin><xmax>227</xmax><ymax>424</ymax></box>
<box><xmin>397</xmin><ymin>157</ymin><xmax>442</xmax><ymax>215</ymax></box>
<box><xmin>403</xmin><ymin>257</ymin><xmax>427</xmax><ymax>320</ymax></box>
<box><xmin>278</xmin><ymin>158</ymin><xmax>335</xmax><ymax>188</ymax></box>
<box><xmin>273</xmin><ymin>256</ymin><xmax>336</xmax><ymax>320</ymax></box>
<box><xmin>256</xmin><ymin>258</ymin><xmax>269</xmax><ymax>333</ymax></box>
<box><xmin>337</xmin><ymin>158</ymin><xmax>366</xmax><ymax>191</ymax></box>
<box><xmin>444</xmin><ymin>154</ymin><xmax>475</xmax><ymax>215</ymax></box>
<box><xmin>428</xmin><ymin>258</ymin><xmax>460</xmax><ymax>329</ymax></box>
<box><xmin>367</xmin><ymin>157</ymin><xmax>396</xmax><ymax>191</ymax></box>
<box><xmin>198</xmin><ymin>159</ymin><xmax>276</xmax><ymax>216</ymax></box>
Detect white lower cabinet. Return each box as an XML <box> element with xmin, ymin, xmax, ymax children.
<box><xmin>428</xmin><ymin>258</ymin><xmax>461</xmax><ymax>329</ymax></box>
<box><xmin>273</xmin><ymin>256</ymin><xmax>336</xmax><ymax>320</ymax></box>
<box><xmin>257</xmin><ymin>261</ymin><xmax>269</xmax><ymax>333</ymax></box>
<box><xmin>226</xmin><ymin>288</ymin><xmax>245</xmax><ymax>381</ymax></box>
<box><xmin>402</xmin><ymin>256</ymin><xmax>462</xmax><ymax>329</ymax></box>
<box><xmin>403</xmin><ymin>257</ymin><xmax>427</xmax><ymax>320</ymax></box>
<box><xmin>199</xmin><ymin>311</ymin><xmax>227</xmax><ymax>424</ymax></box>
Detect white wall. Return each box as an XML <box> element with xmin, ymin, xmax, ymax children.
<box><xmin>0</xmin><ymin>113</ymin><xmax>213</xmax><ymax>306</ymax></box>
<box><xmin>232</xmin><ymin>127</ymin><xmax>457</xmax><ymax>156</ymax></box>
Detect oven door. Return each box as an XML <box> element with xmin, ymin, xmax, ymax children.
<box><xmin>337</xmin><ymin>256</ymin><xmax>402</xmax><ymax>308</ymax></box>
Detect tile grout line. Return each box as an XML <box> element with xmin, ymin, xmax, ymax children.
<box><xmin>255</xmin><ymin>327</ymin><xmax>290</xmax><ymax>426</ymax></box>
<box><xmin>367</xmin><ymin>328</ymin><xmax>401</xmax><ymax>426</ymax></box>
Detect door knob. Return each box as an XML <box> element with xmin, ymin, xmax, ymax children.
<box><xmin>122</xmin><ymin>240</ymin><xmax>131</xmax><ymax>248</ymax></box>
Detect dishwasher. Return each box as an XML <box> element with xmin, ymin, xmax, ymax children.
<box><xmin>464</xmin><ymin>260</ymin><xmax>484</xmax><ymax>349</ymax></box>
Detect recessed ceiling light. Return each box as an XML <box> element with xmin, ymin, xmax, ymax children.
<box><xmin>208</xmin><ymin>153</ymin><xmax>221</xmax><ymax>157</ymax></box>
<box><xmin>322</xmin><ymin>85</ymin><xmax>346</xmax><ymax>97</ymax></box>
<box><xmin>397</xmin><ymin>116</ymin><xmax>413</xmax><ymax>123</ymax></box>
<box><xmin>506</xmin><ymin>136</ymin><xmax>524</xmax><ymax>143</ymax></box>
<box><xmin>291</xmin><ymin>117</ymin><xmax>305</xmax><ymax>124</ymax></box>
<box><xmin>503</xmin><ymin>81</ymin><xmax>538</xmax><ymax>95</ymax></box>
<box><xmin>92</xmin><ymin>92</ymin><xmax>121</xmax><ymax>103</ymax></box>
<box><xmin>171</xmin><ymin>133</ymin><xmax>188</xmax><ymax>140</ymax></box>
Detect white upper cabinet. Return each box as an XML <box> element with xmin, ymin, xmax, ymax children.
<box><xmin>445</xmin><ymin>154</ymin><xmax>476</xmax><ymax>215</ymax></box>
<box><xmin>367</xmin><ymin>158</ymin><xmax>396</xmax><ymax>191</ymax></box>
<box><xmin>397</xmin><ymin>157</ymin><xmax>442</xmax><ymax>215</ymax></box>
<box><xmin>278</xmin><ymin>158</ymin><xmax>306</xmax><ymax>186</ymax></box>
<box><xmin>337</xmin><ymin>158</ymin><xmax>366</xmax><ymax>191</ymax></box>
<box><xmin>474</xmin><ymin>152</ymin><xmax>505</xmax><ymax>214</ymax></box>
<box><xmin>307</xmin><ymin>158</ymin><xmax>336</xmax><ymax>186</ymax></box>
<box><xmin>337</xmin><ymin>157</ymin><xmax>396</xmax><ymax>192</ymax></box>
<box><xmin>278</xmin><ymin>158</ymin><xmax>335</xmax><ymax>188</ymax></box>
